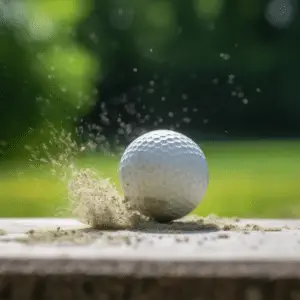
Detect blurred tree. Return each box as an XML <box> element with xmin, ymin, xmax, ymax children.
<box><xmin>0</xmin><ymin>0</ymin><xmax>99</xmax><ymax>159</ymax></box>
<box><xmin>1</xmin><ymin>0</ymin><xmax>300</xmax><ymax>158</ymax></box>
<box><xmin>77</xmin><ymin>0</ymin><xmax>300</xmax><ymax>140</ymax></box>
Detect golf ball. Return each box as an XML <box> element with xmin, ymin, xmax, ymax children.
<box><xmin>119</xmin><ymin>129</ymin><xmax>209</xmax><ymax>222</ymax></box>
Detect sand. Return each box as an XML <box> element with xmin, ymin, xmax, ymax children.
<box><xmin>20</xmin><ymin>121</ymin><xmax>293</xmax><ymax>236</ymax></box>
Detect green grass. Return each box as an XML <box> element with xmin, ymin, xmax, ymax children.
<box><xmin>1</xmin><ymin>140</ymin><xmax>300</xmax><ymax>218</ymax></box>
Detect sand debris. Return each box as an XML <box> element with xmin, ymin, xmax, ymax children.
<box><xmin>22</xmin><ymin>121</ymin><xmax>288</xmax><ymax>238</ymax></box>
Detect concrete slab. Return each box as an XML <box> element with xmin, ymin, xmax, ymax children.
<box><xmin>0</xmin><ymin>217</ymin><xmax>299</xmax><ymax>300</ymax></box>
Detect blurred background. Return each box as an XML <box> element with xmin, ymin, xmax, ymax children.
<box><xmin>0</xmin><ymin>0</ymin><xmax>299</xmax><ymax>218</ymax></box>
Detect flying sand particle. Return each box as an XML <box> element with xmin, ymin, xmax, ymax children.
<box><xmin>23</xmin><ymin>121</ymin><xmax>287</xmax><ymax>236</ymax></box>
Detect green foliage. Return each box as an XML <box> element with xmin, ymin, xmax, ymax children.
<box><xmin>1</xmin><ymin>0</ymin><xmax>300</xmax><ymax>155</ymax></box>
<box><xmin>0</xmin><ymin>0</ymin><xmax>99</xmax><ymax>158</ymax></box>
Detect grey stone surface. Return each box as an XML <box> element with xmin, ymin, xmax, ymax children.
<box><xmin>0</xmin><ymin>218</ymin><xmax>299</xmax><ymax>300</ymax></box>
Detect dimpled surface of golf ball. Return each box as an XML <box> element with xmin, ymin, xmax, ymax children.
<box><xmin>119</xmin><ymin>129</ymin><xmax>209</xmax><ymax>222</ymax></box>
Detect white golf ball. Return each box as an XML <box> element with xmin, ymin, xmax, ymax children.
<box><xmin>119</xmin><ymin>129</ymin><xmax>209</xmax><ymax>222</ymax></box>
